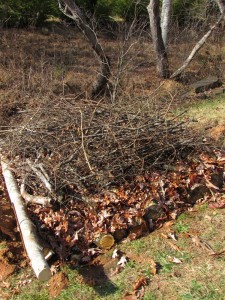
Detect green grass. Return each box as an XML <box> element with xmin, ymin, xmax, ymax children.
<box><xmin>177</xmin><ymin>94</ymin><xmax>225</xmax><ymax>130</ymax></box>
<box><xmin>173</xmin><ymin>222</ymin><xmax>189</xmax><ymax>234</ymax></box>
<box><xmin>0</xmin><ymin>241</ymin><xmax>7</xmax><ymax>250</ymax></box>
<box><xmin>181</xmin><ymin>280</ymin><xmax>225</xmax><ymax>300</ymax></box>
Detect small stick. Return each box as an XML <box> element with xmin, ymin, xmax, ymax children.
<box><xmin>80</xmin><ymin>110</ymin><xmax>94</xmax><ymax>173</ymax></box>
<box><xmin>27</xmin><ymin>160</ymin><xmax>54</xmax><ymax>194</ymax></box>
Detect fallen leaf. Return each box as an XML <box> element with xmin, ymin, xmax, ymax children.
<box><xmin>166</xmin><ymin>240</ymin><xmax>182</xmax><ymax>252</ymax></box>
<box><xmin>133</xmin><ymin>276</ymin><xmax>148</xmax><ymax>291</ymax></box>
<box><xmin>209</xmin><ymin>202</ymin><xmax>225</xmax><ymax>209</ymax></box>
<box><xmin>150</xmin><ymin>259</ymin><xmax>157</xmax><ymax>275</ymax></box>
<box><xmin>191</xmin><ymin>235</ymin><xmax>201</xmax><ymax>247</ymax></box>
<box><xmin>163</xmin><ymin>220</ymin><xmax>175</xmax><ymax>229</ymax></box>
<box><xmin>205</xmin><ymin>179</ymin><xmax>220</xmax><ymax>191</ymax></box>
<box><xmin>173</xmin><ymin>257</ymin><xmax>182</xmax><ymax>264</ymax></box>
<box><xmin>170</xmin><ymin>212</ymin><xmax>178</xmax><ymax>220</ymax></box>
<box><xmin>168</xmin><ymin>232</ymin><xmax>178</xmax><ymax>241</ymax></box>
<box><xmin>50</xmin><ymin>265</ymin><xmax>58</xmax><ymax>275</ymax></box>
<box><xmin>210</xmin><ymin>248</ymin><xmax>225</xmax><ymax>257</ymax></box>
<box><xmin>136</xmin><ymin>286</ymin><xmax>145</xmax><ymax>299</ymax></box>
<box><xmin>160</xmin><ymin>233</ymin><xmax>168</xmax><ymax>239</ymax></box>
<box><xmin>110</xmin><ymin>265</ymin><xmax>124</xmax><ymax>276</ymax></box>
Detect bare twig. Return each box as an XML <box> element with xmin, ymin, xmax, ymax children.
<box><xmin>27</xmin><ymin>160</ymin><xmax>54</xmax><ymax>194</ymax></box>
<box><xmin>80</xmin><ymin>110</ymin><xmax>94</xmax><ymax>174</ymax></box>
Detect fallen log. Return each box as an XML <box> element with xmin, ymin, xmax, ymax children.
<box><xmin>1</xmin><ymin>158</ymin><xmax>51</xmax><ymax>281</ymax></box>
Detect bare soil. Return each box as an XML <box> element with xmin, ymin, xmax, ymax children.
<box><xmin>48</xmin><ymin>272</ymin><xmax>69</xmax><ymax>298</ymax></box>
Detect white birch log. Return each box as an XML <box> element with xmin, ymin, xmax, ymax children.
<box><xmin>1</xmin><ymin>159</ymin><xmax>51</xmax><ymax>281</ymax></box>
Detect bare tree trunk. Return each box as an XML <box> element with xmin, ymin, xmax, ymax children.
<box><xmin>58</xmin><ymin>0</ymin><xmax>110</xmax><ymax>97</ymax></box>
<box><xmin>161</xmin><ymin>0</ymin><xmax>172</xmax><ymax>49</ymax></box>
<box><xmin>170</xmin><ymin>12</ymin><xmax>225</xmax><ymax>79</ymax></box>
<box><xmin>147</xmin><ymin>0</ymin><xmax>170</xmax><ymax>78</ymax></box>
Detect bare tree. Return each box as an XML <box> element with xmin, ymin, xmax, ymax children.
<box><xmin>58</xmin><ymin>0</ymin><xmax>110</xmax><ymax>97</ymax></box>
<box><xmin>147</xmin><ymin>0</ymin><xmax>170</xmax><ymax>78</ymax></box>
<box><xmin>170</xmin><ymin>12</ymin><xmax>225</xmax><ymax>79</ymax></box>
<box><xmin>148</xmin><ymin>0</ymin><xmax>224</xmax><ymax>80</ymax></box>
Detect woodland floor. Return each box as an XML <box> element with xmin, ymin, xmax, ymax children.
<box><xmin>0</xmin><ymin>26</ymin><xmax>224</xmax><ymax>299</ymax></box>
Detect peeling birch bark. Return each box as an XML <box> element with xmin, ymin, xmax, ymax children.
<box><xmin>161</xmin><ymin>0</ymin><xmax>172</xmax><ymax>49</ymax></box>
<box><xmin>1</xmin><ymin>159</ymin><xmax>51</xmax><ymax>281</ymax></box>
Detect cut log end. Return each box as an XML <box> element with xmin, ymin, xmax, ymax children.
<box><xmin>37</xmin><ymin>268</ymin><xmax>52</xmax><ymax>281</ymax></box>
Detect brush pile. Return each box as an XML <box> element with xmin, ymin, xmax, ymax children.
<box><xmin>0</xmin><ymin>97</ymin><xmax>192</xmax><ymax>194</ymax></box>
<box><xmin>3</xmin><ymin>97</ymin><xmax>221</xmax><ymax>261</ymax></box>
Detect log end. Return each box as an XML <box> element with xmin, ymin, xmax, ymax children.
<box><xmin>37</xmin><ymin>267</ymin><xmax>52</xmax><ymax>281</ymax></box>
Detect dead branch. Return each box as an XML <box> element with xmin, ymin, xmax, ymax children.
<box><xmin>170</xmin><ymin>12</ymin><xmax>225</xmax><ymax>79</ymax></box>
<box><xmin>214</xmin><ymin>0</ymin><xmax>225</xmax><ymax>14</ymax></box>
<box><xmin>20</xmin><ymin>178</ymin><xmax>52</xmax><ymax>206</ymax></box>
<box><xmin>26</xmin><ymin>160</ymin><xmax>54</xmax><ymax>195</ymax></box>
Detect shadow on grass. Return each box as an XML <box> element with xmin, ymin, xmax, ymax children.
<box><xmin>77</xmin><ymin>263</ymin><xmax>118</xmax><ymax>297</ymax></box>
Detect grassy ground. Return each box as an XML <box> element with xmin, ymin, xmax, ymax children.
<box><xmin>178</xmin><ymin>93</ymin><xmax>225</xmax><ymax>147</ymax></box>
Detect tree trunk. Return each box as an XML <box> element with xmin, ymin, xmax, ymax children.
<box><xmin>170</xmin><ymin>12</ymin><xmax>225</xmax><ymax>79</ymax></box>
<box><xmin>58</xmin><ymin>0</ymin><xmax>110</xmax><ymax>97</ymax></box>
<box><xmin>147</xmin><ymin>0</ymin><xmax>170</xmax><ymax>78</ymax></box>
<box><xmin>161</xmin><ymin>0</ymin><xmax>172</xmax><ymax>49</ymax></box>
